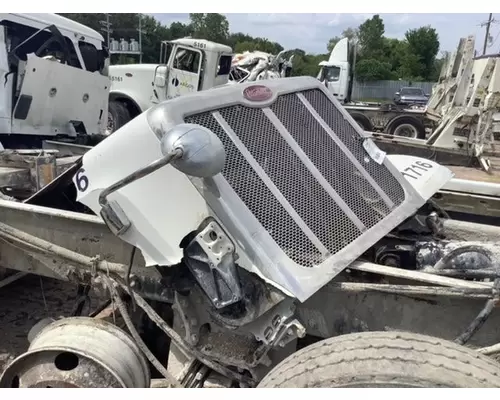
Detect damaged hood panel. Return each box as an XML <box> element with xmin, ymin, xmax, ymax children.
<box><xmin>74</xmin><ymin>77</ymin><xmax>452</xmax><ymax>301</ymax></box>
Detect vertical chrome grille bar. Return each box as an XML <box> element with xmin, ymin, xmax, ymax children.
<box><xmin>212</xmin><ymin>111</ymin><xmax>331</xmax><ymax>257</ymax></box>
<box><xmin>262</xmin><ymin>107</ymin><xmax>366</xmax><ymax>232</ymax></box>
<box><xmin>297</xmin><ymin>93</ymin><xmax>394</xmax><ymax>209</ymax></box>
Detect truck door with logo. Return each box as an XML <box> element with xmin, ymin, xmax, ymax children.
<box><xmin>166</xmin><ymin>45</ymin><xmax>202</xmax><ymax>100</ymax></box>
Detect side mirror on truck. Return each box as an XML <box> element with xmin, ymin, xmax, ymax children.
<box><xmin>161</xmin><ymin>124</ymin><xmax>226</xmax><ymax>178</ymax></box>
<box><xmin>98</xmin><ymin>123</ymin><xmax>226</xmax><ymax>236</ymax></box>
<box><xmin>154</xmin><ymin>76</ymin><xmax>166</xmax><ymax>88</ymax></box>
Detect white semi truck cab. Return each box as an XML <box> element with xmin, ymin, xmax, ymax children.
<box><xmin>317</xmin><ymin>38</ymin><xmax>352</xmax><ymax>103</ymax></box>
<box><xmin>107</xmin><ymin>38</ymin><xmax>233</xmax><ymax>134</ymax></box>
<box><xmin>316</xmin><ymin>38</ymin><xmax>430</xmax><ymax>139</ymax></box>
<box><xmin>0</xmin><ymin>13</ymin><xmax>110</xmax><ymax>148</ymax></box>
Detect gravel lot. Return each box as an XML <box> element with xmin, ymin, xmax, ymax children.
<box><xmin>0</xmin><ymin>274</ymin><xmax>87</xmax><ymax>375</ymax></box>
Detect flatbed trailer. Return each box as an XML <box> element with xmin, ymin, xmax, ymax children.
<box><xmin>343</xmin><ymin>102</ymin><xmax>430</xmax><ymax>139</ymax></box>
<box><xmin>370</xmin><ymin>131</ymin><xmax>500</xmax><ymax>223</ymax></box>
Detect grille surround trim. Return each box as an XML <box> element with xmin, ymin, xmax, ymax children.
<box><xmin>146</xmin><ymin>76</ymin><xmax>427</xmax><ymax>301</ymax></box>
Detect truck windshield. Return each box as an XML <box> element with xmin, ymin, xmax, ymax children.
<box><xmin>401</xmin><ymin>88</ymin><xmax>424</xmax><ymax>95</ymax></box>
<box><xmin>324</xmin><ymin>66</ymin><xmax>340</xmax><ymax>82</ymax></box>
<box><xmin>218</xmin><ymin>55</ymin><xmax>232</xmax><ymax>76</ymax></box>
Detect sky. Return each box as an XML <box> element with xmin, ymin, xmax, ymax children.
<box><xmin>153</xmin><ymin>13</ymin><xmax>500</xmax><ymax>56</ymax></box>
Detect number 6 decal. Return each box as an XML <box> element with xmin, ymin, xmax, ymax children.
<box><xmin>75</xmin><ymin>168</ymin><xmax>89</xmax><ymax>192</ymax></box>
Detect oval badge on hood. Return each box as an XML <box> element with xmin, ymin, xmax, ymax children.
<box><xmin>243</xmin><ymin>85</ymin><xmax>273</xmax><ymax>102</ymax></box>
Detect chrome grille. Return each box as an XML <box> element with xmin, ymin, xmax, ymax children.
<box><xmin>301</xmin><ymin>90</ymin><xmax>405</xmax><ymax>205</ymax></box>
<box><xmin>184</xmin><ymin>89</ymin><xmax>407</xmax><ymax>268</ymax></box>
<box><xmin>185</xmin><ymin>111</ymin><xmax>324</xmax><ymax>267</ymax></box>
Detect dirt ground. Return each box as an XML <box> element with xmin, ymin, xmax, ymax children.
<box><xmin>0</xmin><ymin>274</ymin><xmax>90</xmax><ymax>375</ymax></box>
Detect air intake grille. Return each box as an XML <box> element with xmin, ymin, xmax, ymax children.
<box><xmin>298</xmin><ymin>90</ymin><xmax>405</xmax><ymax>205</ymax></box>
<box><xmin>184</xmin><ymin>89</ymin><xmax>406</xmax><ymax>267</ymax></box>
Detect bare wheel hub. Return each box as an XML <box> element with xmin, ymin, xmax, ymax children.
<box><xmin>0</xmin><ymin>317</ymin><xmax>150</xmax><ymax>388</ymax></box>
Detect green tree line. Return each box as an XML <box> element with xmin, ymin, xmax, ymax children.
<box><xmin>60</xmin><ymin>13</ymin><xmax>442</xmax><ymax>82</ymax></box>
<box><xmin>327</xmin><ymin>15</ymin><xmax>441</xmax><ymax>81</ymax></box>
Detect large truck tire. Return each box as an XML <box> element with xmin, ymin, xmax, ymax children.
<box><xmin>258</xmin><ymin>331</ymin><xmax>500</xmax><ymax>388</ymax></box>
<box><xmin>349</xmin><ymin>112</ymin><xmax>373</xmax><ymax>132</ymax></box>
<box><xmin>107</xmin><ymin>100</ymin><xmax>132</xmax><ymax>135</ymax></box>
<box><xmin>386</xmin><ymin>115</ymin><xmax>426</xmax><ymax>139</ymax></box>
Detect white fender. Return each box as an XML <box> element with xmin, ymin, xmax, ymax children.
<box><xmin>387</xmin><ymin>154</ymin><xmax>455</xmax><ymax>201</ymax></box>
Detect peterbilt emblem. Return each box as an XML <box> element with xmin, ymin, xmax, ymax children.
<box><xmin>243</xmin><ymin>85</ymin><xmax>273</xmax><ymax>102</ymax></box>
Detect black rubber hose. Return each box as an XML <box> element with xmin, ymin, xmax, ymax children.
<box><xmin>101</xmin><ymin>274</ymin><xmax>181</xmax><ymax>388</ymax></box>
<box><xmin>71</xmin><ymin>285</ymin><xmax>91</xmax><ymax>316</ymax></box>
<box><xmin>455</xmin><ymin>296</ymin><xmax>500</xmax><ymax>345</ymax></box>
<box><xmin>112</xmin><ymin>276</ymin><xmax>255</xmax><ymax>386</ymax></box>
<box><xmin>126</xmin><ymin>247</ymin><xmax>137</xmax><ymax>311</ymax></box>
<box><xmin>88</xmin><ymin>299</ymin><xmax>112</xmax><ymax>318</ymax></box>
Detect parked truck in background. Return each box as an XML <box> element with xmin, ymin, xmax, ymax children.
<box><xmin>228</xmin><ymin>41</ymin><xmax>430</xmax><ymax>139</ymax></box>
<box><xmin>317</xmin><ymin>37</ymin><xmax>430</xmax><ymax>139</ymax></box>
<box><xmin>106</xmin><ymin>38</ymin><xmax>233</xmax><ymax>134</ymax></box>
<box><xmin>0</xmin><ymin>13</ymin><xmax>110</xmax><ymax>148</ymax></box>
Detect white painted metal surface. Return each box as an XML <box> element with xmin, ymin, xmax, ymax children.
<box><xmin>0</xmin><ymin>13</ymin><xmax>109</xmax><ymax>137</ymax></box>
<box><xmin>387</xmin><ymin>154</ymin><xmax>455</xmax><ymax>200</ymax></box>
<box><xmin>0</xmin><ymin>13</ymin><xmax>105</xmax><ymax>48</ymax></box>
<box><xmin>109</xmin><ymin>64</ymin><xmax>167</xmax><ymax>111</ymax></box>
<box><xmin>73</xmin><ymin>112</ymin><xmax>213</xmax><ymax>267</ymax></box>
<box><xmin>12</xmin><ymin>54</ymin><xmax>109</xmax><ymax>136</ymax></box>
<box><xmin>444</xmin><ymin>178</ymin><xmax>500</xmax><ymax>197</ymax></box>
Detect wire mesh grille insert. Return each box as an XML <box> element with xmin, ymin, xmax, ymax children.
<box><xmin>184</xmin><ymin>111</ymin><xmax>325</xmax><ymax>267</ymax></box>
<box><xmin>184</xmin><ymin>89</ymin><xmax>407</xmax><ymax>268</ymax></box>
<box><xmin>301</xmin><ymin>89</ymin><xmax>406</xmax><ymax>205</ymax></box>
<box><xmin>270</xmin><ymin>93</ymin><xmax>393</xmax><ymax>229</ymax></box>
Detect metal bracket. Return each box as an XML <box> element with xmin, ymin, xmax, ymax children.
<box><xmin>195</xmin><ymin>220</ymin><xmax>235</xmax><ymax>266</ymax></box>
<box><xmin>100</xmin><ymin>200</ymin><xmax>131</xmax><ymax>236</ymax></box>
<box><xmin>243</xmin><ymin>299</ymin><xmax>306</xmax><ymax>347</ymax></box>
<box><xmin>184</xmin><ymin>219</ymin><xmax>242</xmax><ymax>309</ymax></box>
